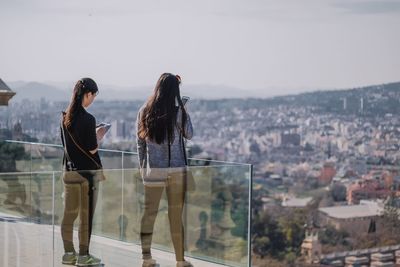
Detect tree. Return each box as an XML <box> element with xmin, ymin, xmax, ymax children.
<box><xmin>252</xmin><ymin>210</ymin><xmax>287</xmax><ymax>259</ymax></box>
<box><xmin>380</xmin><ymin>193</ymin><xmax>400</xmax><ymax>244</ymax></box>
<box><xmin>188</xmin><ymin>144</ymin><xmax>203</xmax><ymax>156</ymax></box>
<box><xmin>278</xmin><ymin>210</ymin><xmax>306</xmax><ymax>254</ymax></box>
<box><xmin>0</xmin><ymin>141</ymin><xmax>26</xmax><ymax>172</ymax></box>
<box><xmin>0</xmin><ymin>141</ymin><xmax>28</xmax><ymax>206</ymax></box>
<box><xmin>319</xmin><ymin>225</ymin><xmax>349</xmax><ymax>247</ymax></box>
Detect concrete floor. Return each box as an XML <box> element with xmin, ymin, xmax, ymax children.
<box><xmin>0</xmin><ymin>212</ymin><xmax>228</xmax><ymax>267</ymax></box>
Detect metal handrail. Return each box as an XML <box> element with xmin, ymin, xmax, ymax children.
<box><xmin>4</xmin><ymin>139</ymin><xmax>251</xmax><ymax>166</ymax></box>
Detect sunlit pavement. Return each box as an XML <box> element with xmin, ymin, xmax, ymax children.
<box><xmin>0</xmin><ymin>212</ymin><xmax>226</xmax><ymax>267</ymax></box>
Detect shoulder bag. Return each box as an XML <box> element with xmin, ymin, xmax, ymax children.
<box><xmin>61</xmin><ymin>121</ymin><xmax>88</xmax><ymax>184</ymax></box>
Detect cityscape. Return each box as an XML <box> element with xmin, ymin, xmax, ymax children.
<box><xmin>1</xmin><ymin>80</ymin><xmax>400</xmax><ymax>266</ymax></box>
<box><xmin>1</xmin><ymin>0</ymin><xmax>399</xmax><ymax>265</ymax></box>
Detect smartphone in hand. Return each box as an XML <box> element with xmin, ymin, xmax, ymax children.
<box><xmin>96</xmin><ymin>122</ymin><xmax>111</xmax><ymax>141</ymax></box>
<box><xmin>181</xmin><ymin>96</ymin><xmax>190</xmax><ymax>106</ymax></box>
<box><xmin>96</xmin><ymin>123</ymin><xmax>111</xmax><ymax>132</ymax></box>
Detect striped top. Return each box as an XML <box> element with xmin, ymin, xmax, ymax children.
<box><xmin>136</xmin><ymin>105</ymin><xmax>193</xmax><ymax>183</ymax></box>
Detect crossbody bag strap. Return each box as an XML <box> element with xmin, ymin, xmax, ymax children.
<box><xmin>177</xmin><ymin>106</ymin><xmax>188</xmax><ymax>166</ymax></box>
<box><xmin>168</xmin><ymin>136</ymin><xmax>171</xmax><ymax>167</ymax></box>
<box><xmin>168</xmin><ymin>107</ymin><xmax>188</xmax><ymax>167</ymax></box>
<box><xmin>65</xmin><ymin>128</ymin><xmax>102</xmax><ymax>169</ymax></box>
<box><xmin>167</xmin><ymin>135</ymin><xmax>187</xmax><ymax>167</ymax></box>
<box><xmin>60</xmin><ymin>120</ymin><xmax>75</xmax><ymax>170</ymax></box>
<box><xmin>181</xmin><ymin>133</ymin><xmax>188</xmax><ymax>166</ymax></box>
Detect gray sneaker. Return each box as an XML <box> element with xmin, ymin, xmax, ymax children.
<box><xmin>62</xmin><ymin>252</ymin><xmax>77</xmax><ymax>265</ymax></box>
<box><xmin>75</xmin><ymin>254</ymin><xmax>101</xmax><ymax>266</ymax></box>
<box><xmin>142</xmin><ymin>258</ymin><xmax>159</xmax><ymax>267</ymax></box>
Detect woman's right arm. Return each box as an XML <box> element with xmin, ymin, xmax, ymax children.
<box><xmin>179</xmin><ymin>108</ymin><xmax>193</xmax><ymax>140</ymax></box>
<box><xmin>87</xmin><ymin>115</ymin><xmax>99</xmax><ymax>154</ymax></box>
<box><xmin>136</xmin><ymin>111</ymin><xmax>147</xmax><ymax>168</ymax></box>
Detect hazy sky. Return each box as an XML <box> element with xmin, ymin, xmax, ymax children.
<box><xmin>1</xmin><ymin>0</ymin><xmax>399</xmax><ymax>94</ymax></box>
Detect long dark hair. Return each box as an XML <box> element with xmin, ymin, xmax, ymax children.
<box><xmin>63</xmin><ymin>78</ymin><xmax>98</xmax><ymax>129</ymax></box>
<box><xmin>138</xmin><ymin>73</ymin><xmax>187</xmax><ymax>144</ymax></box>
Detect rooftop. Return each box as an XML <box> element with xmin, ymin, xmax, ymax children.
<box><xmin>319</xmin><ymin>200</ymin><xmax>383</xmax><ymax>219</ymax></box>
<box><xmin>0</xmin><ymin>78</ymin><xmax>16</xmax><ymax>105</ymax></box>
<box><xmin>282</xmin><ymin>197</ymin><xmax>313</xmax><ymax>207</ymax></box>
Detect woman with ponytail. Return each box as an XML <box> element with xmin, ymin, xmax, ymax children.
<box><xmin>137</xmin><ymin>73</ymin><xmax>194</xmax><ymax>267</ymax></box>
<box><xmin>60</xmin><ymin>78</ymin><xmax>105</xmax><ymax>266</ymax></box>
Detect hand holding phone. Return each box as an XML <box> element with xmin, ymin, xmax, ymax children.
<box><xmin>96</xmin><ymin>122</ymin><xmax>111</xmax><ymax>141</ymax></box>
<box><xmin>181</xmin><ymin>96</ymin><xmax>190</xmax><ymax>106</ymax></box>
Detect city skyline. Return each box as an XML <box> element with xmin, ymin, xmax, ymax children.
<box><xmin>1</xmin><ymin>0</ymin><xmax>400</xmax><ymax>96</ymax></box>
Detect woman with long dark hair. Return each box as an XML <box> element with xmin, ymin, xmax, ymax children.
<box><xmin>137</xmin><ymin>73</ymin><xmax>193</xmax><ymax>267</ymax></box>
<box><xmin>60</xmin><ymin>78</ymin><xmax>105</xmax><ymax>266</ymax></box>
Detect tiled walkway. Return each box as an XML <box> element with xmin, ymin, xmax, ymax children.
<box><xmin>0</xmin><ymin>213</ymin><xmax>227</xmax><ymax>267</ymax></box>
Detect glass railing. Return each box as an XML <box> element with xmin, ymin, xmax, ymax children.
<box><xmin>4</xmin><ymin>140</ymin><xmax>232</xmax><ymax>173</ymax></box>
<box><xmin>0</xmin><ymin>140</ymin><xmax>252</xmax><ymax>267</ymax></box>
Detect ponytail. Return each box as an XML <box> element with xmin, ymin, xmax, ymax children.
<box><xmin>63</xmin><ymin>78</ymin><xmax>98</xmax><ymax>129</ymax></box>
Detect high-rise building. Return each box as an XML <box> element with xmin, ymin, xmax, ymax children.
<box><xmin>111</xmin><ymin>120</ymin><xmax>127</xmax><ymax>140</ymax></box>
<box><xmin>319</xmin><ymin>162</ymin><xmax>336</xmax><ymax>185</ymax></box>
<box><xmin>360</xmin><ymin>97</ymin><xmax>364</xmax><ymax>113</ymax></box>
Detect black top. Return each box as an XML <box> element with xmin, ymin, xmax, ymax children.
<box><xmin>61</xmin><ymin>107</ymin><xmax>102</xmax><ymax>171</ymax></box>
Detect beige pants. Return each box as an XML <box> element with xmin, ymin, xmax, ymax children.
<box><xmin>61</xmin><ymin>172</ymin><xmax>98</xmax><ymax>255</ymax></box>
<box><xmin>140</xmin><ymin>173</ymin><xmax>186</xmax><ymax>261</ymax></box>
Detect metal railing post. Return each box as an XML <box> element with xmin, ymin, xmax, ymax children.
<box><xmin>121</xmin><ymin>151</ymin><xmax>125</xmax><ymax>241</ymax></box>
<box><xmin>248</xmin><ymin>164</ymin><xmax>253</xmax><ymax>267</ymax></box>
<box><xmin>52</xmin><ymin>171</ymin><xmax>55</xmax><ymax>267</ymax></box>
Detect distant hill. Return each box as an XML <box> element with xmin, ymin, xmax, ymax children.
<box><xmin>7</xmin><ymin>81</ymin><xmax>150</xmax><ymax>102</ymax></box>
<box><xmin>189</xmin><ymin>81</ymin><xmax>400</xmax><ymax>116</ymax></box>
<box><xmin>275</xmin><ymin>81</ymin><xmax>400</xmax><ymax>115</ymax></box>
<box><xmin>9</xmin><ymin>82</ymin><xmax>69</xmax><ymax>101</ymax></box>
<box><xmin>5</xmin><ymin>80</ymin><xmax>400</xmax><ymax>110</ymax></box>
<box><xmin>6</xmin><ymin>81</ymin><xmax>273</xmax><ymax>101</ymax></box>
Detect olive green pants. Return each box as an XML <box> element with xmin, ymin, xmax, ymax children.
<box><xmin>61</xmin><ymin>173</ymin><xmax>98</xmax><ymax>255</ymax></box>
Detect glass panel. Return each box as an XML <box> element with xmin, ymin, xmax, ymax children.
<box><xmin>52</xmin><ymin>165</ymin><xmax>251</xmax><ymax>267</ymax></box>
<box><xmin>2</xmin><ymin>141</ymin><xmax>32</xmax><ymax>173</ymax></box>
<box><xmin>98</xmin><ymin>150</ymin><xmax>123</xmax><ymax>169</ymax></box>
<box><xmin>0</xmin><ymin>172</ymin><xmax>55</xmax><ymax>267</ymax></box>
<box><xmin>122</xmin><ymin>151</ymin><xmax>140</xmax><ymax>169</ymax></box>
<box><xmin>7</xmin><ymin>141</ymin><xmax>128</xmax><ymax>172</ymax></box>
<box><xmin>124</xmin><ymin>165</ymin><xmax>251</xmax><ymax>267</ymax></box>
<box><xmin>121</xmin><ymin>168</ymin><xmax>141</xmax><ymax>243</ymax></box>
<box><xmin>93</xmin><ymin>169</ymin><xmax>124</xmax><ymax>239</ymax></box>
<box><xmin>30</xmin><ymin>144</ymin><xmax>64</xmax><ymax>172</ymax></box>
<box><xmin>184</xmin><ymin>165</ymin><xmax>250</xmax><ymax>267</ymax></box>
<box><xmin>1</xmin><ymin>140</ymin><xmax>252</xmax><ymax>267</ymax></box>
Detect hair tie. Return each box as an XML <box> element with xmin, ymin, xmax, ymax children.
<box><xmin>80</xmin><ymin>79</ymin><xmax>85</xmax><ymax>89</ymax></box>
